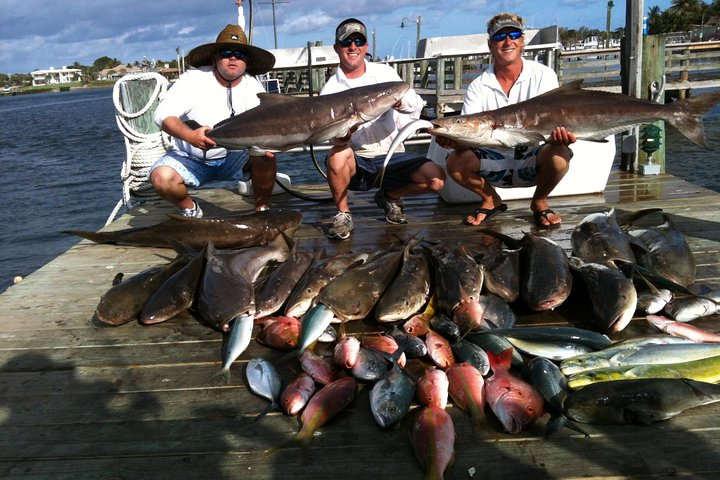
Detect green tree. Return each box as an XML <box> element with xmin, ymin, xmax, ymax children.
<box><xmin>92</xmin><ymin>56</ymin><xmax>121</xmax><ymax>70</ymax></box>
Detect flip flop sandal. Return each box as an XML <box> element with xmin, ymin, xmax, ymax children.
<box><xmin>464</xmin><ymin>203</ymin><xmax>508</xmax><ymax>225</ymax></box>
<box><xmin>533</xmin><ymin>208</ymin><xmax>561</xmax><ymax>229</ymax></box>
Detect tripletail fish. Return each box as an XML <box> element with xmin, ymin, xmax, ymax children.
<box><xmin>565</xmin><ymin>378</ymin><xmax>720</xmax><ymax>424</ymax></box>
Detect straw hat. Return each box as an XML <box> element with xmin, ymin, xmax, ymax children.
<box><xmin>186</xmin><ymin>24</ymin><xmax>275</xmax><ymax>75</ymax></box>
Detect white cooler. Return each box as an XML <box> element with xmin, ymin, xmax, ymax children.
<box><xmin>427</xmin><ymin>137</ymin><xmax>616</xmax><ymax>203</ymax></box>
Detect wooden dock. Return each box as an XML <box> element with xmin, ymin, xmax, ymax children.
<box><xmin>2</xmin><ymin>170</ymin><xmax>720</xmax><ymax>479</ymax></box>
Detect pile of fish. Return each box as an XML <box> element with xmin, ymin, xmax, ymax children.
<box><xmin>76</xmin><ymin>207</ymin><xmax>720</xmax><ymax>479</ymax></box>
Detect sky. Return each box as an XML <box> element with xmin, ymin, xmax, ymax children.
<box><xmin>1</xmin><ymin>0</ymin><xmax>676</xmax><ymax>74</ymax></box>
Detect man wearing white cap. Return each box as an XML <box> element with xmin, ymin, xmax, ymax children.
<box><xmin>440</xmin><ymin>12</ymin><xmax>576</xmax><ymax>228</ymax></box>
<box><xmin>320</xmin><ymin>18</ymin><xmax>445</xmax><ymax>240</ymax></box>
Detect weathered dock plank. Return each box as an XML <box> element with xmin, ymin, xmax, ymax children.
<box><xmin>1</xmin><ymin>170</ymin><xmax>720</xmax><ymax>479</ymax></box>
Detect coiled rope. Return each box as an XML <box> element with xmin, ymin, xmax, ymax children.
<box><xmin>106</xmin><ymin>72</ymin><xmax>171</xmax><ymax>225</ymax></box>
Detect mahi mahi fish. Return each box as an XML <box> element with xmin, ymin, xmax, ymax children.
<box><xmin>387</xmin><ymin>79</ymin><xmax>720</xmax><ymax>151</ymax></box>
<box><xmin>63</xmin><ymin>209</ymin><xmax>303</xmax><ymax>250</ymax></box>
<box><xmin>207</xmin><ymin>82</ymin><xmax>410</xmax><ymax>151</ymax></box>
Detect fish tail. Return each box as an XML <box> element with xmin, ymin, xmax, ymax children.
<box><xmin>544</xmin><ymin>414</ymin><xmax>589</xmax><ymax>438</ymax></box>
<box><xmin>208</xmin><ymin>366</ymin><xmax>231</xmax><ymax>384</ymax></box>
<box><xmin>668</xmin><ymin>91</ymin><xmax>720</xmax><ymax>148</ymax></box>
<box><xmin>62</xmin><ymin>230</ymin><xmax>112</xmax><ymax>244</ymax></box>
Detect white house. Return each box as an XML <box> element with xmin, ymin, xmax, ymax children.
<box><xmin>30</xmin><ymin>66</ymin><xmax>82</xmax><ymax>86</ymax></box>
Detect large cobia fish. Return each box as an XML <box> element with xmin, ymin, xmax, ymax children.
<box><xmin>388</xmin><ymin>79</ymin><xmax>720</xmax><ymax>150</ymax></box>
<box><xmin>64</xmin><ymin>209</ymin><xmax>303</xmax><ymax>250</ymax></box>
<box><xmin>315</xmin><ymin>246</ymin><xmax>405</xmax><ymax>322</ymax></box>
<box><xmin>207</xmin><ymin>81</ymin><xmax>410</xmax><ymax>151</ymax></box>
<box><xmin>565</xmin><ymin>378</ymin><xmax>720</xmax><ymax>424</ymax></box>
<box><xmin>625</xmin><ymin>213</ymin><xmax>697</xmax><ymax>287</ymax></box>
<box><xmin>94</xmin><ymin>255</ymin><xmax>190</xmax><ymax>326</ymax></box>
<box><xmin>571</xmin><ymin>208</ymin><xmax>636</xmax><ymax>268</ymax></box>
<box><xmin>375</xmin><ymin>245</ymin><xmax>431</xmax><ymax>323</ymax></box>
<box><xmin>569</xmin><ymin>257</ymin><xmax>638</xmax><ymax>333</ymax></box>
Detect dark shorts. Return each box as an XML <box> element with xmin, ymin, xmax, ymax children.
<box><xmin>329</xmin><ymin>152</ymin><xmax>432</xmax><ymax>192</ymax></box>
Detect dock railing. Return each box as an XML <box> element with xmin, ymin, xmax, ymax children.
<box><xmin>267</xmin><ymin>39</ymin><xmax>720</xmax><ymax>113</ymax></box>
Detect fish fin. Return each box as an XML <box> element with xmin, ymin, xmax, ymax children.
<box><xmin>667</xmin><ymin>91</ymin><xmax>720</xmax><ymax>148</ymax></box>
<box><xmin>256</xmin><ymin>92</ymin><xmax>302</xmax><ymax>105</ymax></box>
<box><xmin>486</xmin><ymin>348</ymin><xmax>513</xmax><ymax>373</ymax></box>
<box><xmin>491</xmin><ymin>128</ymin><xmax>547</xmax><ymax>147</ymax></box>
<box><xmin>208</xmin><ymin>367</ymin><xmax>231</xmax><ymax>384</ymax></box>
<box><xmin>545</xmin><ymin>414</ymin><xmax>590</xmax><ymax>438</ymax></box>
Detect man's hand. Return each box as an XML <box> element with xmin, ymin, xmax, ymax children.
<box><xmin>549</xmin><ymin>126</ymin><xmax>577</xmax><ymax>146</ymax></box>
<box><xmin>187</xmin><ymin>125</ymin><xmax>217</xmax><ymax>150</ymax></box>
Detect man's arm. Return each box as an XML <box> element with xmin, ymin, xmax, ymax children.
<box><xmin>161</xmin><ymin>116</ymin><xmax>217</xmax><ymax>150</ymax></box>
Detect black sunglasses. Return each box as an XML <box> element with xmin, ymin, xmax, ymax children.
<box><xmin>338</xmin><ymin>37</ymin><xmax>367</xmax><ymax>48</ymax></box>
<box><xmin>490</xmin><ymin>30</ymin><xmax>524</xmax><ymax>42</ymax></box>
<box><xmin>217</xmin><ymin>49</ymin><xmax>247</xmax><ymax>59</ymax></box>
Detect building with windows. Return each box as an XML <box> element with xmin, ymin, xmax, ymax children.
<box><xmin>30</xmin><ymin>66</ymin><xmax>82</xmax><ymax>86</ymax></box>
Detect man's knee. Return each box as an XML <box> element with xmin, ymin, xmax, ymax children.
<box><xmin>150</xmin><ymin>166</ymin><xmax>179</xmax><ymax>190</ymax></box>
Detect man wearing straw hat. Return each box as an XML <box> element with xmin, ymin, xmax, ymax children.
<box><xmin>151</xmin><ymin>24</ymin><xmax>277</xmax><ymax>217</ymax></box>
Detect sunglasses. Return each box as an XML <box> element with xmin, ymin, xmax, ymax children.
<box><xmin>490</xmin><ymin>30</ymin><xmax>524</xmax><ymax>42</ymax></box>
<box><xmin>338</xmin><ymin>37</ymin><xmax>367</xmax><ymax>48</ymax></box>
<box><xmin>217</xmin><ymin>49</ymin><xmax>247</xmax><ymax>60</ymax></box>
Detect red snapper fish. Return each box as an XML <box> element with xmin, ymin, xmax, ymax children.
<box><xmin>416</xmin><ymin>367</ymin><xmax>450</xmax><ymax>409</ymax></box>
<box><xmin>485</xmin><ymin>349</ymin><xmax>544</xmax><ymax>434</ymax></box>
<box><xmin>410</xmin><ymin>406</ymin><xmax>456</xmax><ymax>480</ymax></box>
<box><xmin>446</xmin><ymin>362</ymin><xmax>486</xmax><ymax>438</ymax></box>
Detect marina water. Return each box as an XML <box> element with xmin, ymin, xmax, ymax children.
<box><xmin>1</xmin><ymin>87</ymin><xmax>719</xmax><ymax>293</ymax></box>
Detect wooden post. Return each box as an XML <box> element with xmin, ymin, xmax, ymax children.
<box><xmin>638</xmin><ymin>34</ymin><xmax>666</xmax><ymax>173</ymax></box>
<box><xmin>436</xmin><ymin>57</ymin><xmax>446</xmax><ymax>95</ymax></box>
<box><xmin>620</xmin><ymin>0</ymin><xmax>644</xmax><ymax>172</ymax></box>
<box><xmin>454</xmin><ymin>57</ymin><xmax>464</xmax><ymax>90</ymax></box>
<box><xmin>419</xmin><ymin>59</ymin><xmax>429</xmax><ymax>88</ymax></box>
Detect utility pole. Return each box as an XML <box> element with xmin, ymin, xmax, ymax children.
<box><xmin>606</xmin><ymin>1</ymin><xmax>614</xmax><ymax>48</ymax></box>
<box><xmin>260</xmin><ymin>0</ymin><xmax>288</xmax><ymax>49</ymax></box>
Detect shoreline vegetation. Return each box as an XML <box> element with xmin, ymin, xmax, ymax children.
<box><xmin>0</xmin><ymin>80</ymin><xmax>116</xmax><ymax>96</ymax></box>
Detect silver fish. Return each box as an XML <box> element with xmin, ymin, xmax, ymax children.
<box><xmin>369</xmin><ymin>361</ymin><xmax>416</xmax><ymax>428</ymax></box>
<box><xmin>245</xmin><ymin>357</ymin><xmax>283</xmax><ymax>418</ymax></box>
<box><xmin>209</xmin><ymin>314</ymin><xmax>254</xmax><ymax>384</ymax></box>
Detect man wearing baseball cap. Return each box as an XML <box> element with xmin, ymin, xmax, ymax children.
<box><xmin>437</xmin><ymin>12</ymin><xmax>577</xmax><ymax>228</ymax></box>
<box><xmin>151</xmin><ymin>24</ymin><xmax>277</xmax><ymax>217</ymax></box>
<box><xmin>320</xmin><ymin>18</ymin><xmax>445</xmax><ymax>240</ymax></box>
